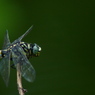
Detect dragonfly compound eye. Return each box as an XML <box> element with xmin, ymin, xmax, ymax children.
<box><xmin>32</xmin><ymin>44</ymin><xmax>41</xmax><ymax>55</ymax></box>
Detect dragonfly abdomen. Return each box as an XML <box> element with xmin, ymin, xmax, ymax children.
<box><xmin>0</xmin><ymin>42</ymin><xmax>32</xmax><ymax>59</ymax></box>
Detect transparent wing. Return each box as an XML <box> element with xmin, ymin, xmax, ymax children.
<box><xmin>0</xmin><ymin>30</ymin><xmax>11</xmax><ymax>86</ymax></box>
<box><xmin>0</xmin><ymin>51</ymin><xmax>10</xmax><ymax>86</ymax></box>
<box><xmin>12</xmin><ymin>45</ymin><xmax>36</xmax><ymax>82</ymax></box>
<box><xmin>3</xmin><ymin>30</ymin><xmax>11</xmax><ymax>49</ymax></box>
<box><xmin>13</xmin><ymin>25</ymin><xmax>33</xmax><ymax>44</ymax></box>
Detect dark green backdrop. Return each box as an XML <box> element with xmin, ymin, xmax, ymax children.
<box><xmin>0</xmin><ymin>0</ymin><xmax>95</xmax><ymax>95</ymax></box>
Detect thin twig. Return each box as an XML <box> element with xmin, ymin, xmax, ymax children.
<box><xmin>17</xmin><ymin>63</ymin><xmax>25</xmax><ymax>95</ymax></box>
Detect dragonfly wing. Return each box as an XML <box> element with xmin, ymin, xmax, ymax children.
<box><xmin>12</xmin><ymin>45</ymin><xmax>36</xmax><ymax>82</ymax></box>
<box><xmin>13</xmin><ymin>25</ymin><xmax>33</xmax><ymax>44</ymax></box>
<box><xmin>3</xmin><ymin>30</ymin><xmax>11</xmax><ymax>49</ymax></box>
<box><xmin>0</xmin><ymin>51</ymin><xmax>10</xmax><ymax>86</ymax></box>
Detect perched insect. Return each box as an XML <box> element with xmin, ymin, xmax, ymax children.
<box><xmin>0</xmin><ymin>26</ymin><xmax>41</xmax><ymax>86</ymax></box>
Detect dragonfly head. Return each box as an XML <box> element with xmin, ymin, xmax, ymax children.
<box><xmin>31</xmin><ymin>43</ymin><xmax>41</xmax><ymax>57</ymax></box>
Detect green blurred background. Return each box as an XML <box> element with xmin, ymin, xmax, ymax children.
<box><xmin>0</xmin><ymin>0</ymin><xmax>95</xmax><ymax>95</ymax></box>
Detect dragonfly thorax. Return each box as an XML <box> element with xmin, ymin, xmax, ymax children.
<box><xmin>20</xmin><ymin>42</ymin><xmax>41</xmax><ymax>58</ymax></box>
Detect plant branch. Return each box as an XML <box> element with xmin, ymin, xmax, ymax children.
<box><xmin>17</xmin><ymin>63</ymin><xmax>26</xmax><ymax>95</ymax></box>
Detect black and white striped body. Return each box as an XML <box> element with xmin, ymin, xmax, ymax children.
<box><xmin>0</xmin><ymin>42</ymin><xmax>41</xmax><ymax>59</ymax></box>
<box><xmin>20</xmin><ymin>42</ymin><xmax>32</xmax><ymax>59</ymax></box>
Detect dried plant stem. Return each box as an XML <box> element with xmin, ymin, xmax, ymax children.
<box><xmin>17</xmin><ymin>63</ymin><xmax>24</xmax><ymax>95</ymax></box>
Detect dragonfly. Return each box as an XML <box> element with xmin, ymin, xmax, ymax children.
<box><xmin>0</xmin><ymin>26</ymin><xmax>41</xmax><ymax>86</ymax></box>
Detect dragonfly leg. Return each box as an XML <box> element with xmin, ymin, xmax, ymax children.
<box><xmin>11</xmin><ymin>63</ymin><xmax>16</xmax><ymax>69</ymax></box>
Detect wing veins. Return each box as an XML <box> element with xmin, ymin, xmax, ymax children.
<box><xmin>12</xmin><ymin>45</ymin><xmax>35</xmax><ymax>82</ymax></box>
